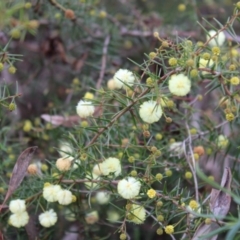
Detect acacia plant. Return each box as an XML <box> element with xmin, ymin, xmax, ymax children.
<box><xmin>1</xmin><ymin>0</ymin><xmax>240</xmax><ymax>240</ymax></box>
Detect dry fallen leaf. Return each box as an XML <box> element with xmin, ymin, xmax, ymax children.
<box><xmin>41</xmin><ymin>106</ymin><xmax>103</xmax><ymax>127</ymax></box>
<box><xmin>192</xmin><ymin>222</ymin><xmax>219</xmax><ymax>240</ymax></box>
<box><xmin>41</xmin><ymin>114</ymin><xmax>80</xmax><ymax>127</ymax></box>
<box><xmin>0</xmin><ymin>146</ymin><xmax>38</xmax><ymax>211</ymax></box>
<box><xmin>192</xmin><ymin>167</ymin><xmax>232</xmax><ymax>240</ymax></box>
<box><xmin>210</xmin><ymin>167</ymin><xmax>232</xmax><ymax>218</ymax></box>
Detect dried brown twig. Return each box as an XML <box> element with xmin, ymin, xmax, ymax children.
<box><xmin>96</xmin><ymin>35</ymin><xmax>110</xmax><ymax>89</ymax></box>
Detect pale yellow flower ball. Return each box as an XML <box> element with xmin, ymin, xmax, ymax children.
<box><xmin>117</xmin><ymin>177</ymin><xmax>141</xmax><ymax>199</ymax></box>
<box><xmin>107</xmin><ymin>210</ymin><xmax>120</xmax><ymax>222</ymax></box>
<box><xmin>113</xmin><ymin>69</ymin><xmax>135</xmax><ymax>89</ymax></box>
<box><xmin>147</xmin><ymin>188</ymin><xmax>156</xmax><ymax>198</ymax></box>
<box><xmin>84</xmin><ymin>172</ymin><xmax>100</xmax><ymax>190</ymax></box>
<box><xmin>76</xmin><ymin>100</ymin><xmax>95</xmax><ymax>118</ymax></box>
<box><xmin>85</xmin><ymin>211</ymin><xmax>99</xmax><ymax>224</ymax></box>
<box><xmin>72</xmin><ymin>159</ymin><xmax>81</xmax><ymax>169</ymax></box>
<box><xmin>168</xmin><ymin>74</ymin><xmax>191</xmax><ymax>96</ymax></box>
<box><xmin>56</xmin><ymin>157</ymin><xmax>72</xmax><ymax>172</ymax></box>
<box><xmin>92</xmin><ymin>164</ymin><xmax>104</xmax><ymax>176</ymax></box>
<box><xmin>95</xmin><ymin>191</ymin><xmax>110</xmax><ymax>205</ymax></box>
<box><xmin>84</xmin><ymin>92</ymin><xmax>94</xmax><ymax>100</ymax></box>
<box><xmin>59</xmin><ymin>141</ymin><xmax>73</xmax><ymax>157</ymax></box>
<box><xmin>217</xmin><ymin>135</ymin><xmax>229</xmax><ymax>149</ymax></box>
<box><xmin>169</xmin><ymin>141</ymin><xmax>184</xmax><ymax>157</ymax></box>
<box><xmin>139</xmin><ymin>100</ymin><xmax>162</xmax><ymax>124</ymax></box>
<box><xmin>9</xmin><ymin>211</ymin><xmax>29</xmax><ymax>228</ymax></box>
<box><xmin>9</xmin><ymin>199</ymin><xmax>26</xmax><ymax>214</ymax></box>
<box><xmin>165</xmin><ymin>225</ymin><xmax>174</xmax><ymax>234</ymax></box>
<box><xmin>128</xmin><ymin>204</ymin><xmax>146</xmax><ymax>224</ymax></box>
<box><xmin>186</xmin><ymin>201</ymin><xmax>201</xmax><ymax>219</ymax></box>
<box><xmin>189</xmin><ymin>200</ymin><xmax>199</xmax><ymax>210</ymax></box>
<box><xmin>100</xmin><ymin>157</ymin><xmax>121</xmax><ymax>177</ymax></box>
<box><xmin>57</xmin><ymin>189</ymin><xmax>73</xmax><ymax>205</ymax></box>
<box><xmin>43</xmin><ymin>184</ymin><xmax>62</xmax><ymax>202</ymax></box>
<box><xmin>199</xmin><ymin>58</ymin><xmax>214</xmax><ymax>75</ymax></box>
<box><xmin>207</xmin><ymin>30</ymin><xmax>226</xmax><ymax>47</ymax></box>
<box><xmin>107</xmin><ymin>78</ymin><xmax>117</xmax><ymax>90</ymax></box>
<box><xmin>39</xmin><ymin>209</ymin><xmax>57</xmax><ymax>227</ymax></box>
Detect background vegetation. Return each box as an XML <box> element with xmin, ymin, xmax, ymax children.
<box><xmin>1</xmin><ymin>0</ymin><xmax>240</xmax><ymax>239</ymax></box>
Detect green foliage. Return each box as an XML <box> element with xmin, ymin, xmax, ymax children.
<box><xmin>1</xmin><ymin>0</ymin><xmax>240</xmax><ymax>239</ymax></box>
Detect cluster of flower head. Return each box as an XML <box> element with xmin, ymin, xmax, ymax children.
<box><xmin>48</xmin><ymin>25</ymin><xmax>236</xmax><ymax>235</ymax></box>
<box><xmin>85</xmin><ymin>157</ymin><xmax>122</xmax><ymax>190</ymax></box>
<box><xmin>76</xmin><ymin>100</ymin><xmax>95</xmax><ymax>118</ymax></box>
<box><xmin>8</xmin><ymin>199</ymin><xmax>29</xmax><ymax>228</ymax></box>
<box><xmin>107</xmin><ymin>69</ymin><xmax>136</xmax><ymax>90</ymax></box>
<box><xmin>127</xmin><ymin>204</ymin><xmax>146</xmax><ymax>224</ymax></box>
<box><xmin>43</xmin><ymin>183</ymin><xmax>76</xmax><ymax>205</ymax></box>
<box><xmin>37</xmin><ymin>183</ymin><xmax>77</xmax><ymax>227</ymax></box>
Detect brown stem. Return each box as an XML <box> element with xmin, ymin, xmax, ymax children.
<box><xmin>85</xmin><ymin>69</ymin><xmax>179</xmax><ymax>149</ymax></box>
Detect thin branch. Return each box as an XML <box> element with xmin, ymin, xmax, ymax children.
<box><xmin>195</xmin><ymin>11</ymin><xmax>240</xmax><ymax>55</ymax></box>
<box><xmin>96</xmin><ymin>35</ymin><xmax>110</xmax><ymax>89</ymax></box>
<box><xmin>85</xmin><ymin>69</ymin><xmax>179</xmax><ymax>149</ymax></box>
<box><xmin>184</xmin><ymin>120</ymin><xmax>199</xmax><ymax>202</ymax></box>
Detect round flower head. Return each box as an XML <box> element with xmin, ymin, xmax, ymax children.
<box><xmin>76</xmin><ymin>100</ymin><xmax>95</xmax><ymax>118</ymax></box>
<box><xmin>169</xmin><ymin>141</ymin><xmax>184</xmax><ymax>157</ymax></box>
<box><xmin>217</xmin><ymin>135</ymin><xmax>229</xmax><ymax>149</ymax></box>
<box><xmin>165</xmin><ymin>225</ymin><xmax>174</xmax><ymax>234</ymax></box>
<box><xmin>39</xmin><ymin>209</ymin><xmax>57</xmax><ymax>227</ymax></box>
<box><xmin>207</xmin><ymin>30</ymin><xmax>226</xmax><ymax>47</ymax></box>
<box><xmin>92</xmin><ymin>164</ymin><xmax>104</xmax><ymax>176</ymax></box>
<box><xmin>101</xmin><ymin>157</ymin><xmax>121</xmax><ymax>177</ymax></box>
<box><xmin>59</xmin><ymin>141</ymin><xmax>73</xmax><ymax>157</ymax></box>
<box><xmin>43</xmin><ymin>184</ymin><xmax>62</xmax><ymax>202</ymax></box>
<box><xmin>128</xmin><ymin>204</ymin><xmax>146</xmax><ymax>224</ymax></box>
<box><xmin>9</xmin><ymin>211</ymin><xmax>29</xmax><ymax>228</ymax></box>
<box><xmin>84</xmin><ymin>92</ymin><xmax>94</xmax><ymax>100</ymax></box>
<box><xmin>199</xmin><ymin>58</ymin><xmax>214</xmax><ymax>75</ymax></box>
<box><xmin>85</xmin><ymin>211</ymin><xmax>99</xmax><ymax>224</ymax></box>
<box><xmin>85</xmin><ymin>172</ymin><xmax>100</xmax><ymax>190</ymax></box>
<box><xmin>27</xmin><ymin>163</ymin><xmax>40</xmax><ymax>175</ymax></box>
<box><xmin>168</xmin><ymin>74</ymin><xmax>191</xmax><ymax>96</ymax></box>
<box><xmin>9</xmin><ymin>199</ymin><xmax>26</xmax><ymax>213</ymax></box>
<box><xmin>186</xmin><ymin>201</ymin><xmax>201</xmax><ymax>219</ymax></box>
<box><xmin>113</xmin><ymin>69</ymin><xmax>135</xmax><ymax>89</ymax></box>
<box><xmin>107</xmin><ymin>78</ymin><xmax>117</xmax><ymax>90</ymax></box>
<box><xmin>56</xmin><ymin>157</ymin><xmax>72</xmax><ymax>172</ymax></box>
<box><xmin>139</xmin><ymin>100</ymin><xmax>162</xmax><ymax>124</ymax></box>
<box><xmin>147</xmin><ymin>188</ymin><xmax>156</xmax><ymax>198</ymax></box>
<box><xmin>72</xmin><ymin>159</ymin><xmax>81</xmax><ymax>169</ymax></box>
<box><xmin>95</xmin><ymin>191</ymin><xmax>110</xmax><ymax>205</ymax></box>
<box><xmin>107</xmin><ymin>210</ymin><xmax>120</xmax><ymax>223</ymax></box>
<box><xmin>57</xmin><ymin>189</ymin><xmax>73</xmax><ymax>205</ymax></box>
<box><xmin>117</xmin><ymin>177</ymin><xmax>141</xmax><ymax>199</ymax></box>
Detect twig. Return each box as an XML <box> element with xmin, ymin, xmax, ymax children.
<box><xmin>85</xmin><ymin>69</ymin><xmax>179</xmax><ymax>149</ymax></box>
<box><xmin>96</xmin><ymin>35</ymin><xmax>110</xmax><ymax>89</ymax></box>
<box><xmin>62</xmin><ymin>179</ymin><xmax>118</xmax><ymax>184</ymax></box>
<box><xmin>121</xmin><ymin>28</ymin><xmax>152</xmax><ymax>37</ymax></box>
<box><xmin>184</xmin><ymin>120</ymin><xmax>199</xmax><ymax>202</ymax></box>
<box><xmin>195</xmin><ymin>11</ymin><xmax>240</xmax><ymax>55</ymax></box>
<box><xmin>189</xmin><ymin>120</ymin><xmax>229</xmax><ymax>141</ymax></box>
